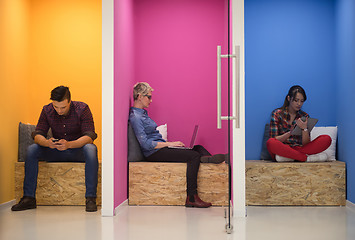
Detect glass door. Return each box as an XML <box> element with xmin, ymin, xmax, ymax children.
<box><xmin>217</xmin><ymin>0</ymin><xmax>246</xmax><ymax>232</ymax></box>
<box><xmin>133</xmin><ymin>0</ymin><xmax>245</xmax><ymax>232</ymax></box>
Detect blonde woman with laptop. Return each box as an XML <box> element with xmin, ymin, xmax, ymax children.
<box><xmin>129</xmin><ymin>82</ymin><xmax>225</xmax><ymax>208</ymax></box>
<box><xmin>266</xmin><ymin>85</ymin><xmax>332</xmax><ymax>162</ymax></box>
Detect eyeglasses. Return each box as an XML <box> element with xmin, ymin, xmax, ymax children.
<box><xmin>144</xmin><ymin>95</ymin><xmax>152</xmax><ymax>100</ymax></box>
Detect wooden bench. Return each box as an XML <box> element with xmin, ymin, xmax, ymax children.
<box><xmin>129</xmin><ymin>160</ymin><xmax>346</xmax><ymax>206</ymax></box>
<box><xmin>129</xmin><ymin>162</ymin><xmax>229</xmax><ymax>206</ymax></box>
<box><xmin>15</xmin><ymin>162</ymin><xmax>102</xmax><ymax>206</ymax></box>
<box><xmin>246</xmin><ymin>160</ymin><xmax>346</xmax><ymax>206</ymax></box>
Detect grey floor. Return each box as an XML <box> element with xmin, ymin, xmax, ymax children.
<box><xmin>1</xmin><ymin>202</ymin><xmax>355</xmax><ymax>240</ymax></box>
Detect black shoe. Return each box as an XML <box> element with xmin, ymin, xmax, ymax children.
<box><xmin>86</xmin><ymin>197</ymin><xmax>97</xmax><ymax>212</ymax></box>
<box><xmin>200</xmin><ymin>154</ymin><xmax>226</xmax><ymax>164</ymax></box>
<box><xmin>11</xmin><ymin>196</ymin><xmax>36</xmax><ymax>211</ymax></box>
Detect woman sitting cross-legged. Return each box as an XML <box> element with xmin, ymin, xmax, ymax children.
<box><xmin>266</xmin><ymin>85</ymin><xmax>331</xmax><ymax>162</ymax></box>
<box><xmin>129</xmin><ymin>82</ymin><xmax>226</xmax><ymax>208</ymax></box>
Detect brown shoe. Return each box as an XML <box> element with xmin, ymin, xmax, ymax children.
<box><xmin>11</xmin><ymin>196</ymin><xmax>36</xmax><ymax>211</ymax></box>
<box><xmin>86</xmin><ymin>197</ymin><xmax>97</xmax><ymax>212</ymax></box>
<box><xmin>185</xmin><ymin>194</ymin><xmax>212</xmax><ymax>208</ymax></box>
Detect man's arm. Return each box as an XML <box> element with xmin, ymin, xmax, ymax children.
<box><xmin>34</xmin><ymin>134</ymin><xmax>93</xmax><ymax>151</ymax></box>
<box><xmin>34</xmin><ymin>134</ymin><xmax>58</xmax><ymax>149</ymax></box>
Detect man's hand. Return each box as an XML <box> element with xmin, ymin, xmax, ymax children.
<box><xmin>48</xmin><ymin>138</ymin><xmax>70</xmax><ymax>151</ymax></box>
<box><xmin>48</xmin><ymin>138</ymin><xmax>61</xmax><ymax>149</ymax></box>
<box><xmin>55</xmin><ymin>139</ymin><xmax>70</xmax><ymax>151</ymax></box>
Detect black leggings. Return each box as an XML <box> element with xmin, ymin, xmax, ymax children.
<box><xmin>145</xmin><ymin>145</ymin><xmax>211</xmax><ymax>196</ymax></box>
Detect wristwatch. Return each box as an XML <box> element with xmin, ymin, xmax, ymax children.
<box><xmin>303</xmin><ymin>128</ymin><xmax>308</xmax><ymax>132</ymax></box>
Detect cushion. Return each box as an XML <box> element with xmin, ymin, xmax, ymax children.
<box><xmin>260</xmin><ymin>123</ymin><xmax>273</xmax><ymax>160</ymax></box>
<box><xmin>311</xmin><ymin>126</ymin><xmax>337</xmax><ymax>161</ymax></box>
<box><xmin>157</xmin><ymin>124</ymin><xmax>168</xmax><ymax>141</ymax></box>
<box><xmin>127</xmin><ymin>122</ymin><xmax>145</xmax><ymax>162</ymax></box>
<box><xmin>18</xmin><ymin>122</ymin><xmax>36</xmax><ymax>162</ymax></box>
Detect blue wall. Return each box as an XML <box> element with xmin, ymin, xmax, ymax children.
<box><xmin>336</xmin><ymin>0</ymin><xmax>355</xmax><ymax>203</ymax></box>
<box><xmin>245</xmin><ymin>0</ymin><xmax>355</xmax><ymax>204</ymax></box>
<box><xmin>245</xmin><ymin>0</ymin><xmax>337</xmax><ymax>160</ymax></box>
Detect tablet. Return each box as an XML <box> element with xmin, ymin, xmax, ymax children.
<box><xmin>291</xmin><ymin>117</ymin><xmax>318</xmax><ymax>135</ymax></box>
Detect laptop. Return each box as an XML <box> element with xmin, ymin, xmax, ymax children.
<box><xmin>291</xmin><ymin>117</ymin><xmax>318</xmax><ymax>135</ymax></box>
<box><xmin>168</xmin><ymin>125</ymin><xmax>199</xmax><ymax>149</ymax></box>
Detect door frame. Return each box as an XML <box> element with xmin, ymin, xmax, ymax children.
<box><xmin>232</xmin><ymin>0</ymin><xmax>246</xmax><ymax>217</ymax></box>
<box><xmin>101</xmin><ymin>0</ymin><xmax>246</xmax><ymax>217</ymax></box>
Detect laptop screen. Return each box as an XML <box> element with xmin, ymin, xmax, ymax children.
<box><xmin>189</xmin><ymin>125</ymin><xmax>199</xmax><ymax>148</ymax></box>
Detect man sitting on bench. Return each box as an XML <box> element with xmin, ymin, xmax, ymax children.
<box><xmin>12</xmin><ymin>86</ymin><xmax>99</xmax><ymax>212</ymax></box>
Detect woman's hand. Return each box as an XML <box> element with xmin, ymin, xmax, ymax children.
<box><xmin>168</xmin><ymin>141</ymin><xmax>185</xmax><ymax>147</ymax></box>
<box><xmin>155</xmin><ymin>141</ymin><xmax>185</xmax><ymax>149</ymax></box>
<box><xmin>296</xmin><ymin>117</ymin><xmax>308</xmax><ymax>130</ymax></box>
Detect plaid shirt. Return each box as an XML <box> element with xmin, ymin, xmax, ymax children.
<box><xmin>269</xmin><ymin>107</ymin><xmax>309</xmax><ymax>147</ymax></box>
<box><xmin>32</xmin><ymin>101</ymin><xmax>97</xmax><ymax>141</ymax></box>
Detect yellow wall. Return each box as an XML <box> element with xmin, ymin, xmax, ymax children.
<box><xmin>0</xmin><ymin>0</ymin><xmax>101</xmax><ymax>204</ymax></box>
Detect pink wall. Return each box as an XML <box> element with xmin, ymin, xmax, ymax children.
<box><xmin>114</xmin><ymin>0</ymin><xmax>134</xmax><ymax>208</ymax></box>
<box><xmin>133</xmin><ymin>0</ymin><xmax>229</xmax><ymax>155</ymax></box>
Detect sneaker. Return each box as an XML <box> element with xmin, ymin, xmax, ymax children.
<box><xmin>307</xmin><ymin>152</ymin><xmax>329</xmax><ymax>162</ymax></box>
<box><xmin>86</xmin><ymin>197</ymin><xmax>97</xmax><ymax>212</ymax></box>
<box><xmin>11</xmin><ymin>196</ymin><xmax>36</xmax><ymax>211</ymax></box>
<box><xmin>275</xmin><ymin>155</ymin><xmax>294</xmax><ymax>162</ymax></box>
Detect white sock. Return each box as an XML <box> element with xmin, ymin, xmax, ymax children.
<box><xmin>306</xmin><ymin>152</ymin><xmax>329</xmax><ymax>162</ymax></box>
<box><xmin>275</xmin><ymin>155</ymin><xmax>294</xmax><ymax>162</ymax></box>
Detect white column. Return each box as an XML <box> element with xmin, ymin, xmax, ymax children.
<box><xmin>232</xmin><ymin>0</ymin><xmax>246</xmax><ymax>218</ymax></box>
<box><xmin>101</xmin><ymin>0</ymin><xmax>114</xmax><ymax>217</ymax></box>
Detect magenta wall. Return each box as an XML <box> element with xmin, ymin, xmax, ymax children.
<box><xmin>114</xmin><ymin>0</ymin><xmax>134</xmax><ymax>208</ymax></box>
<box><xmin>113</xmin><ymin>0</ymin><xmax>230</xmax><ymax>208</ymax></box>
<box><xmin>133</xmin><ymin>0</ymin><xmax>229</xmax><ymax>155</ymax></box>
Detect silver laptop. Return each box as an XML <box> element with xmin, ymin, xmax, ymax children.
<box><xmin>168</xmin><ymin>125</ymin><xmax>199</xmax><ymax>149</ymax></box>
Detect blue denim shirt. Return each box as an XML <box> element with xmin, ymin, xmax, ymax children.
<box><xmin>129</xmin><ymin>107</ymin><xmax>166</xmax><ymax>157</ymax></box>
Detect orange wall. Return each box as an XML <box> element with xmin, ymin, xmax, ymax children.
<box><xmin>27</xmin><ymin>0</ymin><xmax>102</xmax><ymax>157</ymax></box>
<box><xmin>0</xmin><ymin>0</ymin><xmax>30</xmax><ymax>205</ymax></box>
<box><xmin>0</xmin><ymin>0</ymin><xmax>101</xmax><ymax>204</ymax></box>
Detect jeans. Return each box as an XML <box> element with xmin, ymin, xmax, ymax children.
<box><xmin>23</xmin><ymin>144</ymin><xmax>98</xmax><ymax>198</ymax></box>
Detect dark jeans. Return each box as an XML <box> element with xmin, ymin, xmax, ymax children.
<box><xmin>23</xmin><ymin>144</ymin><xmax>99</xmax><ymax>198</ymax></box>
<box><xmin>145</xmin><ymin>145</ymin><xmax>211</xmax><ymax>196</ymax></box>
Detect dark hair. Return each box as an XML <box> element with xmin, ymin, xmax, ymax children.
<box><xmin>50</xmin><ymin>86</ymin><xmax>71</xmax><ymax>102</ymax></box>
<box><xmin>280</xmin><ymin>85</ymin><xmax>307</xmax><ymax>110</ymax></box>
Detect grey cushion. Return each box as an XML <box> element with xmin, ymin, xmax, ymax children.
<box><xmin>127</xmin><ymin>122</ymin><xmax>145</xmax><ymax>162</ymax></box>
<box><xmin>18</xmin><ymin>122</ymin><xmax>53</xmax><ymax>162</ymax></box>
<box><xmin>260</xmin><ymin>123</ymin><xmax>273</xmax><ymax>160</ymax></box>
<box><xmin>18</xmin><ymin>122</ymin><xmax>36</xmax><ymax>162</ymax></box>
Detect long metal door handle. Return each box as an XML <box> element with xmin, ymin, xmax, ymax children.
<box><xmin>235</xmin><ymin>45</ymin><xmax>240</xmax><ymax>129</ymax></box>
<box><xmin>217</xmin><ymin>46</ymin><xmax>222</xmax><ymax>129</ymax></box>
<box><xmin>217</xmin><ymin>45</ymin><xmax>240</xmax><ymax>129</ymax></box>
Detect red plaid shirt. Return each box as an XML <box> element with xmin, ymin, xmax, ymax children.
<box><xmin>32</xmin><ymin>101</ymin><xmax>97</xmax><ymax>141</ymax></box>
<box><xmin>269</xmin><ymin>107</ymin><xmax>309</xmax><ymax>147</ymax></box>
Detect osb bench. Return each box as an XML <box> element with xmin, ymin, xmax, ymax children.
<box><xmin>129</xmin><ymin>160</ymin><xmax>346</xmax><ymax>207</ymax></box>
<box><xmin>129</xmin><ymin>162</ymin><xmax>229</xmax><ymax>206</ymax></box>
<box><xmin>15</xmin><ymin>162</ymin><xmax>102</xmax><ymax>206</ymax></box>
<box><xmin>246</xmin><ymin>160</ymin><xmax>346</xmax><ymax>206</ymax></box>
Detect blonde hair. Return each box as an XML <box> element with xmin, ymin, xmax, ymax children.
<box><xmin>133</xmin><ymin>82</ymin><xmax>154</xmax><ymax>100</ymax></box>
